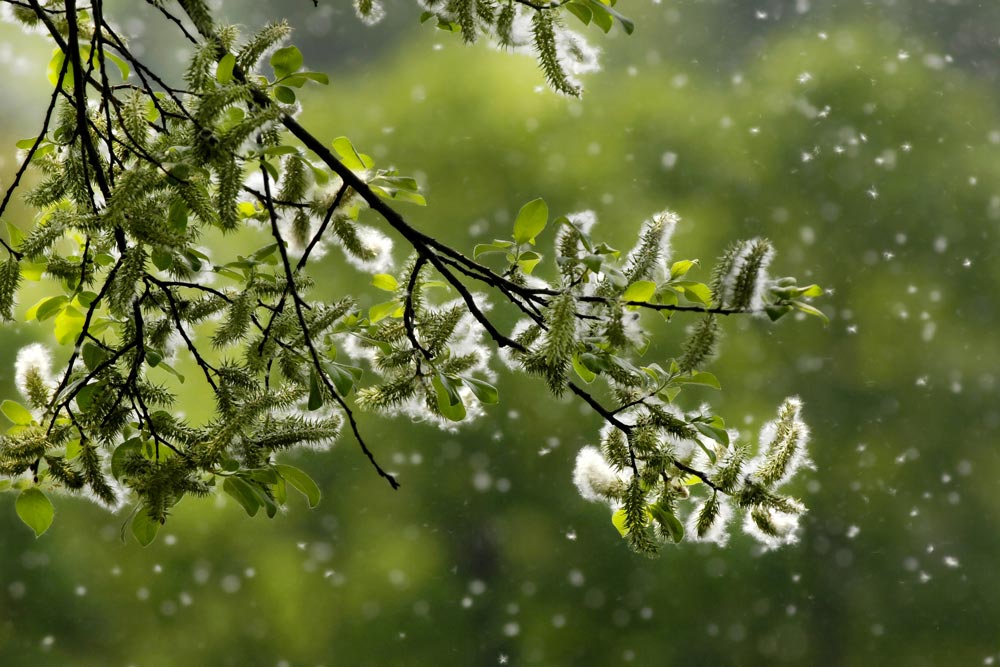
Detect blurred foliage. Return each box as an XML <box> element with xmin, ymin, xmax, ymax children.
<box><xmin>1</xmin><ymin>1</ymin><xmax>999</xmax><ymax>666</ymax></box>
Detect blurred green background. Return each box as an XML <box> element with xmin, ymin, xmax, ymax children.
<box><xmin>2</xmin><ymin>1</ymin><xmax>999</xmax><ymax>665</ymax></box>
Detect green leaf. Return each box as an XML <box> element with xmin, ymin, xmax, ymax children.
<box><xmin>800</xmin><ymin>284</ymin><xmax>824</xmax><ymax>298</ymax></box>
<box><xmin>111</xmin><ymin>438</ymin><xmax>144</xmax><ymax>480</ymax></box>
<box><xmin>765</xmin><ymin>304</ymin><xmax>792</xmax><ymax>322</ymax></box>
<box><xmin>223</xmin><ymin>476</ymin><xmax>261</xmax><ymax>517</ymax></box>
<box><xmin>273</xmin><ymin>85</ymin><xmax>296</xmax><ymax>104</ymax></box>
<box><xmin>151</xmin><ymin>247</ymin><xmax>173</xmax><ymax>271</ymax></box>
<box><xmin>275</xmin><ymin>464</ymin><xmax>322</xmax><ymax>508</ymax></box>
<box><xmin>461</xmin><ymin>376</ymin><xmax>499</xmax><ymax>404</ymax></box>
<box><xmin>670</xmin><ymin>259</ymin><xmax>698</xmax><ymax>280</ymax></box>
<box><xmin>512</xmin><ymin>198</ymin><xmax>548</xmax><ymax>245</ymax></box>
<box><xmin>216</xmin><ymin>53</ymin><xmax>236</xmax><ymax>84</ymax></box>
<box><xmin>584</xmin><ymin>0</ymin><xmax>613</xmax><ymax>32</ymax></box>
<box><xmin>299</xmin><ymin>71</ymin><xmax>330</xmax><ymax>85</ymax></box>
<box><xmin>622</xmin><ymin>280</ymin><xmax>657</xmax><ymax>303</ymax></box>
<box><xmin>649</xmin><ymin>504</ymin><xmax>684</xmax><ymax>542</ymax></box>
<box><xmin>432</xmin><ymin>374</ymin><xmax>466</xmax><ymax>422</ymax></box>
<box><xmin>64</xmin><ymin>438</ymin><xmax>82</xmax><ymax>461</ymax></box>
<box><xmin>331</xmin><ymin>136</ymin><xmax>374</xmax><ymax>171</ymax></box>
<box><xmin>678</xmin><ymin>371</ymin><xmax>721</xmax><ymax>390</ymax></box>
<box><xmin>154</xmin><ymin>361</ymin><xmax>185</xmax><ymax>384</ymax></box>
<box><xmin>371</xmin><ymin>273</ymin><xmax>399</xmax><ymax>291</ymax></box>
<box><xmin>611</xmin><ymin>507</ymin><xmax>629</xmax><ymax>536</ymax></box>
<box><xmin>325</xmin><ymin>362</ymin><xmax>361</xmax><ymax>397</ymax></box>
<box><xmin>308</xmin><ymin>368</ymin><xmax>324</xmax><ymax>410</ymax></box>
<box><xmin>369</xmin><ymin>299</ymin><xmax>401</xmax><ymax>323</ymax></box>
<box><xmin>565</xmin><ymin>1</ymin><xmax>593</xmax><ymax>25</ymax></box>
<box><xmin>19</xmin><ymin>262</ymin><xmax>47</xmax><ymax>282</ymax></box>
<box><xmin>270</xmin><ymin>45</ymin><xmax>303</xmax><ymax>79</ymax></box>
<box><xmin>693</xmin><ymin>422</ymin><xmax>729</xmax><ymax>450</ymax></box>
<box><xmin>5</xmin><ymin>221</ymin><xmax>24</xmax><ymax>247</ymax></box>
<box><xmin>1</xmin><ymin>400</ymin><xmax>34</xmax><ymax>426</ymax></box>
<box><xmin>675</xmin><ymin>281</ymin><xmax>713</xmax><ymax>307</ymax></box>
<box><xmin>572</xmin><ymin>353</ymin><xmax>597</xmax><ymax>383</ymax></box>
<box><xmin>104</xmin><ymin>51</ymin><xmax>130</xmax><ymax>80</ymax></box>
<box><xmin>54</xmin><ymin>306</ymin><xmax>86</xmax><ymax>345</ymax></box>
<box><xmin>517</xmin><ymin>250</ymin><xmax>542</xmax><ymax>275</ymax></box>
<box><xmin>47</xmin><ymin>48</ymin><xmax>72</xmax><ymax>88</ymax></box>
<box><xmin>31</xmin><ymin>295</ymin><xmax>68</xmax><ymax>322</ymax></box>
<box><xmin>16</xmin><ymin>487</ymin><xmax>54</xmax><ymax>538</ymax></box>
<box><xmin>473</xmin><ymin>240</ymin><xmax>514</xmax><ymax>258</ymax></box>
<box><xmin>168</xmin><ymin>199</ymin><xmax>189</xmax><ymax>232</ymax></box>
<box><xmin>131</xmin><ymin>507</ymin><xmax>160</xmax><ymax>547</ymax></box>
<box><xmin>791</xmin><ymin>300</ymin><xmax>830</xmax><ymax>325</ymax></box>
<box><xmin>75</xmin><ymin>383</ymin><xmax>100</xmax><ymax>412</ymax></box>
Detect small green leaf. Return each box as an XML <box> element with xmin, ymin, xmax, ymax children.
<box><xmin>800</xmin><ymin>284</ymin><xmax>824</xmax><ymax>298</ymax></box>
<box><xmin>273</xmin><ymin>85</ymin><xmax>296</xmax><ymax>104</ymax></box>
<box><xmin>47</xmin><ymin>48</ymin><xmax>72</xmax><ymax>88</ymax></box>
<box><xmin>167</xmin><ymin>200</ymin><xmax>189</xmax><ymax>232</ymax></box>
<box><xmin>5</xmin><ymin>221</ymin><xmax>24</xmax><ymax>247</ymax></box>
<box><xmin>791</xmin><ymin>300</ymin><xmax>830</xmax><ymax>325</ymax></box>
<box><xmin>104</xmin><ymin>51</ymin><xmax>130</xmax><ymax>80</ymax></box>
<box><xmin>131</xmin><ymin>507</ymin><xmax>160</xmax><ymax>547</ymax></box>
<box><xmin>308</xmin><ymin>368</ymin><xmax>324</xmax><ymax>410</ymax></box>
<box><xmin>765</xmin><ymin>304</ymin><xmax>792</xmax><ymax>322</ymax></box>
<box><xmin>648</xmin><ymin>504</ymin><xmax>684</xmax><ymax>542</ymax></box>
<box><xmin>1</xmin><ymin>400</ymin><xmax>33</xmax><ymax>426</ymax></box>
<box><xmin>565</xmin><ymin>1</ymin><xmax>593</xmax><ymax>25</ymax></box>
<box><xmin>111</xmin><ymin>438</ymin><xmax>143</xmax><ymax>480</ymax></box>
<box><xmin>276</xmin><ymin>464</ymin><xmax>322</xmax><ymax>508</ymax></box>
<box><xmin>512</xmin><ymin>198</ymin><xmax>548</xmax><ymax>245</ymax></box>
<box><xmin>517</xmin><ymin>250</ymin><xmax>542</xmax><ymax>275</ymax></box>
<box><xmin>270</xmin><ymin>45</ymin><xmax>303</xmax><ymax>79</ymax></box>
<box><xmin>223</xmin><ymin>476</ymin><xmax>261</xmax><ymax>517</ymax></box>
<box><xmin>299</xmin><ymin>71</ymin><xmax>330</xmax><ymax>85</ymax></box>
<box><xmin>588</xmin><ymin>2</ymin><xmax>613</xmax><ymax>32</ymax></box>
<box><xmin>622</xmin><ymin>280</ymin><xmax>657</xmax><ymax>303</ymax></box>
<box><xmin>151</xmin><ymin>247</ymin><xmax>173</xmax><ymax>271</ymax></box>
<box><xmin>675</xmin><ymin>281</ymin><xmax>713</xmax><ymax>307</ymax></box>
<box><xmin>216</xmin><ymin>53</ymin><xmax>236</xmax><ymax>84</ymax></box>
<box><xmin>461</xmin><ymin>376</ymin><xmax>499</xmax><ymax>404</ymax></box>
<box><xmin>679</xmin><ymin>371</ymin><xmax>721</xmax><ymax>390</ymax></box>
<box><xmin>432</xmin><ymin>374</ymin><xmax>466</xmax><ymax>422</ymax></box>
<box><xmin>369</xmin><ymin>299</ymin><xmax>401</xmax><ymax>323</ymax></box>
<box><xmin>31</xmin><ymin>295</ymin><xmax>68</xmax><ymax>322</ymax></box>
<box><xmin>75</xmin><ymin>383</ymin><xmax>100</xmax><ymax>411</ymax></box>
<box><xmin>670</xmin><ymin>259</ymin><xmax>698</xmax><ymax>279</ymax></box>
<box><xmin>154</xmin><ymin>361</ymin><xmax>185</xmax><ymax>384</ymax></box>
<box><xmin>325</xmin><ymin>362</ymin><xmax>361</xmax><ymax>397</ymax></box>
<box><xmin>572</xmin><ymin>353</ymin><xmax>597</xmax><ymax>383</ymax></box>
<box><xmin>611</xmin><ymin>507</ymin><xmax>629</xmax><ymax>536</ymax></box>
<box><xmin>331</xmin><ymin>136</ymin><xmax>374</xmax><ymax>171</ymax></box>
<box><xmin>16</xmin><ymin>487</ymin><xmax>54</xmax><ymax>538</ymax></box>
<box><xmin>473</xmin><ymin>240</ymin><xmax>514</xmax><ymax>258</ymax></box>
<box><xmin>371</xmin><ymin>273</ymin><xmax>398</xmax><ymax>292</ymax></box>
<box><xmin>64</xmin><ymin>438</ymin><xmax>82</xmax><ymax>461</ymax></box>
<box><xmin>693</xmin><ymin>422</ymin><xmax>729</xmax><ymax>450</ymax></box>
<box><xmin>54</xmin><ymin>306</ymin><xmax>86</xmax><ymax>345</ymax></box>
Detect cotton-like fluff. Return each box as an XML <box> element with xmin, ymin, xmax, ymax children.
<box><xmin>554</xmin><ymin>27</ymin><xmax>601</xmax><ymax>78</ymax></box>
<box><xmin>339</xmin><ymin>225</ymin><xmax>394</xmax><ymax>274</ymax></box>
<box><xmin>622</xmin><ymin>210</ymin><xmax>679</xmax><ymax>283</ymax></box>
<box><xmin>572</xmin><ymin>446</ymin><xmax>623</xmax><ymax>502</ymax></box>
<box><xmin>746</xmin><ymin>396</ymin><xmax>811</xmax><ymax>489</ymax></box>
<box><xmin>717</xmin><ymin>238</ymin><xmax>774</xmax><ymax>312</ymax></box>
<box><xmin>14</xmin><ymin>343</ymin><xmax>54</xmax><ymax>405</ymax></box>
<box><xmin>742</xmin><ymin>507</ymin><xmax>802</xmax><ymax>551</ymax></box>
<box><xmin>354</xmin><ymin>0</ymin><xmax>386</xmax><ymax>26</ymax></box>
<box><xmin>685</xmin><ymin>494</ymin><xmax>734</xmax><ymax>548</ymax></box>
